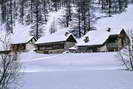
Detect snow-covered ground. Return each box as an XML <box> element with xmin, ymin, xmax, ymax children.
<box><xmin>20</xmin><ymin>51</ymin><xmax>133</xmax><ymax>89</ymax></box>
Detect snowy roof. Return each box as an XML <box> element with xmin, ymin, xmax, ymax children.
<box><xmin>11</xmin><ymin>23</ymin><xmax>34</xmax><ymax>44</ymax></box>
<box><xmin>36</xmin><ymin>29</ymin><xmax>74</xmax><ymax>44</ymax></box>
<box><xmin>77</xmin><ymin>28</ymin><xmax>124</xmax><ymax>46</ymax></box>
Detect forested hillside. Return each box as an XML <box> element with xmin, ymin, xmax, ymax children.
<box><xmin>0</xmin><ymin>0</ymin><xmax>132</xmax><ymax>39</ymax></box>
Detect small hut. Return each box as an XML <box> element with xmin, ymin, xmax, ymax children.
<box><xmin>10</xmin><ymin>24</ymin><xmax>36</xmax><ymax>52</ymax></box>
<box><xmin>11</xmin><ymin>36</ymin><xmax>36</xmax><ymax>52</ymax></box>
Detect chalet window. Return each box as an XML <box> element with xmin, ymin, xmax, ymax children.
<box><xmin>123</xmin><ymin>37</ymin><xmax>130</xmax><ymax>46</ymax></box>
<box><xmin>78</xmin><ymin>46</ymin><xmax>97</xmax><ymax>52</ymax></box>
<box><xmin>19</xmin><ymin>44</ymin><xmax>25</xmax><ymax>50</ymax></box>
<box><xmin>107</xmin><ymin>43</ymin><xmax>118</xmax><ymax>48</ymax></box>
<box><xmin>12</xmin><ymin>45</ymin><xmax>18</xmax><ymax>50</ymax></box>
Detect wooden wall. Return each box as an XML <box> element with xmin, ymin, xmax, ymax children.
<box><xmin>35</xmin><ymin>41</ymin><xmax>76</xmax><ymax>54</ymax></box>
<box><xmin>11</xmin><ymin>44</ymin><xmax>26</xmax><ymax>52</ymax></box>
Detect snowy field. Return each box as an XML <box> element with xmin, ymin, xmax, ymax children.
<box><xmin>20</xmin><ymin>51</ymin><xmax>133</xmax><ymax>89</ymax></box>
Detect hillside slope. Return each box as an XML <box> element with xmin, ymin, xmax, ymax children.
<box><xmin>96</xmin><ymin>4</ymin><xmax>133</xmax><ymax>31</ymax></box>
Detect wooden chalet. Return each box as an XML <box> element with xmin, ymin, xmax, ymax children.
<box><xmin>76</xmin><ymin>28</ymin><xmax>129</xmax><ymax>52</ymax></box>
<box><xmin>35</xmin><ymin>31</ymin><xmax>77</xmax><ymax>54</ymax></box>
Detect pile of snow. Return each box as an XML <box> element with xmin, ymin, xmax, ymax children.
<box><xmin>11</xmin><ymin>23</ymin><xmax>33</xmax><ymax>44</ymax></box>
<box><xmin>36</xmin><ymin>29</ymin><xmax>71</xmax><ymax>44</ymax></box>
<box><xmin>77</xmin><ymin>30</ymin><xmax>110</xmax><ymax>46</ymax></box>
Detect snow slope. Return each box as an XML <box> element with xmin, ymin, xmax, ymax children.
<box><xmin>19</xmin><ymin>52</ymin><xmax>133</xmax><ymax>89</ymax></box>
<box><xmin>96</xmin><ymin>4</ymin><xmax>133</xmax><ymax>31</ymax></box>
<box><xmin>21</xmin><ymin>52</ymin><xmax>120</xmax><ymax>72</ymax></box>
<box><xmin>22</xmin><ymin>70</ymin><xmax>133</xmax><ymax>89</ymax></box>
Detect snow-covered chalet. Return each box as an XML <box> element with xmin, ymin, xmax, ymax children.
<box><xmin>35</xmin><ymin>30</ymin><xmax>77</xmax><ymax>54</ymax></box>
<box><xmin>76</xmin><ymin>28</ymin><xmax>129</xmax><ymax>52</ymax></box>
<box><xmin>10</xmin><ymin>24</ymin><xmax>36</xmax><ymax>52</ymax></box>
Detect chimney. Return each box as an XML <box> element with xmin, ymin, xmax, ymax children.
<box><xmin>65</xmin><ymin>32</ymin><xmax>69</xmax><ymax>37</ymax></box>
<box><xmin>107</xmin><ymin>28</ymin><xmax>111</xmax><ymax>32</ymax></box>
